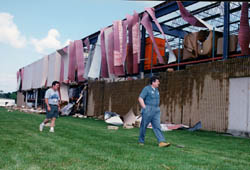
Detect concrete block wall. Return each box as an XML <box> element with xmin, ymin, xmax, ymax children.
<box><xmin>87</xmin><ymin>57</ymin><xmax>250</xmax><ymax>132</ymax></box>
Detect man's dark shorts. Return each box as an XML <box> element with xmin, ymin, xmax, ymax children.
<box><xmin>46</xmin><ymin>104</ymin><xmax>59</xmax><ymax>119</ymax></box>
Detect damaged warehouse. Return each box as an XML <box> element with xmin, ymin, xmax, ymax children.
<box><xmin>16</xmin><ymin>1</ymin><xmax>250</xmax><ymax>136</ymax></box>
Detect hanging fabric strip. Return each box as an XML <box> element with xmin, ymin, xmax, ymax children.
<box><xmin>107</xmin><ymin>29</ymin><xmax>115</xmax><ymax>77</ymax></box>
<box><xmin>113</xmin><ymin>20</ymin><xmax>125</xmax><ymax>76</ymax></box>
<box><xmin>58</xmin><ymin>46</ymin><xmax>69</xmax><ymax>83</ymax></box>
<box><xmin>118</xmin><ymin>20</ymin><xmax>123</xmax><ymax>63</ymax></box>
<box><xmin>32</xmin><ymin>59</ymin><xmax>44</xmax><ymax>89</ymax></box>
<box><xmin>63</xmin><ymin>46</ymin><xmax>68</xmax><ymax>54</ymax></box>
<box><xmin>57</xmin><ymin>47</ymin><xmax>66</xmax><ymax>83</ymax></box>
<box><xmin>113</xmin><ymin>21</ymin><xmax>122</xmax><ymax>66</ymax></box>
<box><xmin>115</xmin><ymin>20</ymin><xmax>125</xmax><ymax>76</ymax></box>
<box><xmin>141</xmin><ymin>12</ymin><xmax>164</xmax><ymax>64</ymax></box>
<box><xmin>100</xmin><ymin>28</ymin><xmax>109</xmax><ymax>78</ymax></box>
<box><xmin>88</xmin><ymin>33</ymin><xmax>102</xmax><ymax>79</ymax></box>
<box><xmin>47</xmin><ymin>52</ymin><xmax>61</xmax><ymax>87</ymax></box>
<box><xmin>132</xmin><ymin>11</ymin><xmax>140</xmax><ymax>74</ymax></box>
<box><xmin>122</xmin><ymin>20</ymin><xmax>128</xmax><ymax>64</ymax></box>
<box><xmin>64</xmin><ymin>47</ymin><xmax>69</xmax><ymax>84</ymax></box>
<box><xmin>176</xmin><ymin>2</ymin><xmax>206</xmax><ymax>28</ymax></box>
<box><xmin>104</xmin><ymin>27</ymin><xmax>115</xmax><ymax>78</ymax></box>
<box><xmin>42</xmin><ymin>56</ymin><xmax>48</xmax><ymax>87</ymax></box>
<box><xmin>75</xmin><ymin>40</ymin><xmax>85</xmax><ymax>82</ymax></box>
<box><xmin>239</xmin><ymin>2</ymin><xmax>250</xmax><ymax>55</ymax></box>
<box><xmin>22</xmin><ymin>65</ymin><xmax>33</xmax><ymax>91</ymax></box>
<box><xmin>177</xmin><ymin>2</ymin><xmax>222</xmax><ymax>32</ymax></box>
<box><xmin>17</xmin><ymin>70</ymin><xmax>20</xmax><ymax>90</ymax></box>
<box><xmin>134</xmin><ymin>11</ymin><xmax>141</xmax><ymax>64</ymax></box>
<box><xmin>60</xmin><ymin>56</ymin><xmax>64</xmax><ymax>83</ymax></box>
<box><xmin>22</xmin><ymin>67</ymin><xmax>27</xmax><ymax>91</ymax></box>
<box><xmin>68</xmin><ymin>41</ymin><xmax>76</xmax><ymax>82</ymax></box>
<box><xmin>20</xmin><ymin>68</ymin><xmax>24</xmax><ymax>84</ymax></box>
<box><xmin>145</xmin><ymin>7</ymin><xmax>175</xmax><ymax>63</ymax></box>
<box><xmin>126</xmin><ymin>14</ymin><xmax>134</xmax><ymax>74</ymax></box>
<box><xmin>84</xmin><ymin>45</ymin><xmax>94</xmax><ymax>79</ymax></box>
<box><xmin>17</xmin><ymin>71</ymin><xmax>20</xmax><ymax>83</ymax></box>
<box><xmin>84</xmin><ymin>38</ymin><xmax>90</xmax><ymax>51</ymax></box>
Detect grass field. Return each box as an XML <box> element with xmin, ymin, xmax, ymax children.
<box><xmin>0</xmin><ymin>107</ymin><xmax>250</xmax><ymax>170</ymax></box>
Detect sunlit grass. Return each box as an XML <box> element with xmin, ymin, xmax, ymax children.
<box><xmin>0</xmin><ymin>107</ymin><xmax>249</xmax><ymax>170</ymax></box>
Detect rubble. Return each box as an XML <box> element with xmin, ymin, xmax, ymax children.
<box><xmin>107</xmin><ymin>125</ymin><xmax>119</xmax><ymax>130</ymax></box>
<box><xmin>104</xmin><ymin>111</ymin><xmax>123</xmax><ymax>126</ymax></box>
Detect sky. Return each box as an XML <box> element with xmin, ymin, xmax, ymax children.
<box><xmin>0</xmin><ymin>0</ymin><xmax>163</xmax><ymax>93</ymax></box>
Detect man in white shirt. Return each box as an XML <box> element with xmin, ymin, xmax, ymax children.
<box><xmin>39</xmin><ymin>81</ymin><xmax>60</xmax><ymax>133</ymax></box>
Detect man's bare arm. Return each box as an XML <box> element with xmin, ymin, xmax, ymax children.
<box><xmin>45</xmin><ymin>98</ymin><xmax>51</xmax><ymax>111</ymax></box>
<box><xmin>138</xmin><ymin>97</ymin><xmax>146</xmax><ymax>109</ymax></box>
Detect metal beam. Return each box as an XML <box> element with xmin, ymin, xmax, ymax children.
<box><xmin>83</xmin><ymin>1</ymin><xmax>197</xmax><ymax>44</ymax></box>
<box><xmin>160</xmin><ymin>2</ymin><xmax>221</xmax><ymax>24</ymax></box>
<box><xmin>170</xmin><ymin>4</ymin><xmax>244</xmax><ymax>31</ymax></box>
<box><xmin>139</xmin><ymin>26</ymin><xmax>146</xmax><ymax>74</ymax></box>
<box><xmin>152</xmin><ymin>23</ymin><xmax>188</xmax><ymax>38</ymax></box>
<box><xmin>223</xmin><ymin>2</ymin><xmax>230</xmax><ymax>60</ymax></box>
<box><xmin>155</xmin><ymin>1</ymin><xmax>197</xmax><ymax>18</ymax></box>
<box><xmin>87</xmin><ymin>31</ymin><xmax>100</xmax><ymax>45</ymax></box>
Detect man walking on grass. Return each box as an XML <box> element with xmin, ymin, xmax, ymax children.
<box><xmin>138</xmin><ymin>76</ymin><xmax>170</xmax><ymax>147</ymax></box>
<box><xmin>39</xmin><ymin>81</ymin><xmax>60</xmax><ymax>133</ymax></box>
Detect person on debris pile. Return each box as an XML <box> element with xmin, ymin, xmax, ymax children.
<box><xmin>39</xmin><ymin>81</ymin><xmax>60</xmax><ymax>133</ymax></box>
<box><xmin>138</xmin><ymin>76</ymin><xmax>170</xmax><ymax>147</ymax></box>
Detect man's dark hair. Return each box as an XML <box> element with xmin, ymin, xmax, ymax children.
<box><xmin>150</xmin><ymin>76</ymin><xmax>159</xmax><ymax>84</ymax></box>
<box><xmin>52</xmin><ymin>81</ymin><xmax>60</xmax><ymax>86</ymax></box>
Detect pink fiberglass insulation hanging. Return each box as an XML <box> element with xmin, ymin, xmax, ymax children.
<box><xmin>177</xmin><ymin>1</ymin><xmax>206</xmax><ymax>28</ymax></box>
<box><xmin>17</xmin><ymin>70</ymin><xmax>20</xmax><ymax>90</ymax></box>
<box><xmin>116</xmin><ymin>20</ymin><xmax>125</xmax><ymax>76</ymax></box>
<box><xmin>75</xmin><ymin>40</ymin><xmax>85</xmax><ymax>82</ymax></box>
<box><xmin>126</xmin><ymin>14</ymin><xmax>134</xmax><ymax>74</ymax></box>
<box><xmin>100</xmin><ymin>28</ymin><xmax>109</xmax><ymax>78</ymax></box>
<box><xmin>17</xmin><ymin>71</ymin><xmax>20</xmax><ymax>83</ymax></box>
<box><xmin>108</xmin><ymin>30</ymin><xmax>115</xmax><ymax>76</ymax></box>
<box><xmin>113</xmin><ymin>21</ymin><xmax>122</xmax><ymax>66</ymax></box>
<box><xmin>145</xmin><ymin>7</ymin><xmax>176</xmax><ymax>64</ymax></box>
<box><xmin>113</xmin><ymin>20</ymin><xmax>125</xmax><ymax>76</ymax></box>
<box><xmin>122</xmin><ymin>20</ymin><xmax>128</xmax><ymax>64</ymax></box>
<box><xmin>104</xmin><ymin>27</ymin><xmax>115</xmax><ymax>78</ymax></box>
<box><xmin>118</xmin><ymin>20</ymin><xmax>124</xmax><ymax>63</ymax></box>
<box><xmin>133</xmin><ymin>11</ymin><xmax>141</xmax><ymax>64</ymax></box>
<box><xmin>132</xmin><ymin>11</ymin><xmax>140</xmax><ymax>74</ymax></box>
<box><xmin>63</xmin><ymin>46</ymin><xmax>68</xmax><ymax>54</ymax></box>
<box><xmin>57</xmin><ymin>46</ymin><xmax>69</xmax><ymax>84</ymax></box>
<box><xmin>57</xmin><ymin>46</ymin><xmax>66</xmax><ymax>83</ymax></box>
<box><xmin>141</xmin><ymin>12</ymin><xmax>164</xmax><ymax>64</ymax></box>
<box><xmin>239</xmin><ymin>2</ymin><xmax>250</xmax><ymax>55</ymax></box>
<box><xmin>68</xmin><ymin>41</ymin><xmax>76</xmax><ymax>82</ymax></box>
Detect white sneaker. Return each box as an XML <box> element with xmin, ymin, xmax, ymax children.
<box><xmin>39</xmin><ymin>124</ymin><xmax>44</xmax><ymax>132</ymax></box>
<box><xmin>49</xmin><ymin>128</ymin><xmax>54</xmax><ymax>133</ymax></box>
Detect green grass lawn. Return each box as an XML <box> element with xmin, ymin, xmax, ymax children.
<box><xmin>0</xmin><ymin>107</ymin><xmax>250</xmax><ymax>170</ymax></box>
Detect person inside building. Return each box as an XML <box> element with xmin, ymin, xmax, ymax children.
<box><xmin>138</xmin><ymin>76</ymin><xmax>170</xmax><ymax>147</ymax></box>
<box><xmin>39</xmin><ymin>81</ymin><xmax>60</xmax><ymax>133</ymax></box>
